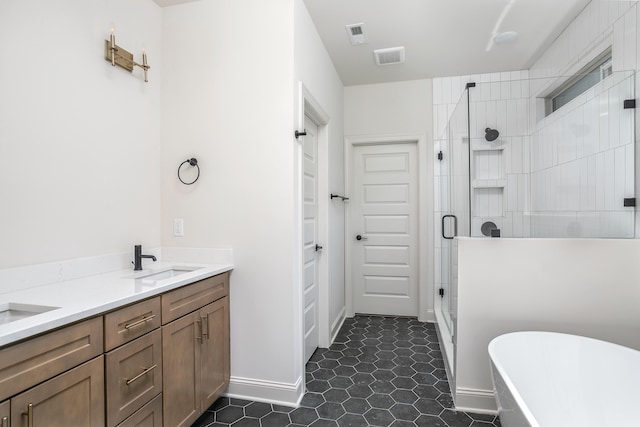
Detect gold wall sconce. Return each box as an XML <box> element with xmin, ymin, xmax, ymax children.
<box><xmin>104</xmin><ymin>29</ymin><xmax>150</xmax><ymax>82</ymax></box>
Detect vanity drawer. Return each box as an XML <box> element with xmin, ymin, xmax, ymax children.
<box><xmin>161</xmin><ymin>272</ymin><xmax>229</xmax><ymax>324</ymax></box>
<box><xmin>118</xmin><ymin>394</ymin><xmax>162</xmax><ymax>427</ymax></box>
<box><xmin>106</xmin><ymin>328</ymin><xmax>162</xmax><ymax>427</ymax></box>
<box><xmin>105</xmin><ymin>297</ymin><xmax>161</xmax><ymax>351</ymax></box>
<box><xmin>0</xmin><ymin>316</ymin><xmax>103</xmax><ymax>401</ymax></box>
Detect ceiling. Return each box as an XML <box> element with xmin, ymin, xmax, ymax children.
<box><xmin>302</xmin><ymin>0</ymin><xmax>591</xmax><ymax>86</ymax></box>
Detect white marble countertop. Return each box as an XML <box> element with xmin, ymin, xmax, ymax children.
<box><xmin>0</xmin><ymin>261</ymin><xmax>233</xmax><ymax>347</ymax></box>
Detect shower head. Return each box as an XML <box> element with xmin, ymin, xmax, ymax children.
<box><xmin>485</xmin><ymin>128</ymin><xmax>500</xmax><ymax>142</ymax></box>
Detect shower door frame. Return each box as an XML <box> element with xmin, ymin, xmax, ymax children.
<box><xmin>438</xmin><ymin>84</ymin><xmax>472</xmax><ymax>380</ymax></box>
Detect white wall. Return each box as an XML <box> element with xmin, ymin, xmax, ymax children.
<box><xmin>344</xmin><ymin>80</ymin><xmax>434</xmax><ymax>321</ymax></box>
<box><xmin>455</xmin><ymin>237</ymin><xmax>640</xmax><ymax>412</ymax></box>
<box><xmin>294</xmin><ymin>0</ymin><xmax>346</xmax><ymax>343</ymax></box>
<box><xmin>0</xmin><ymin>0</ymin><xmax>162</xmax><ymax>268</ymax></box>
<box><xmin>161</xmin><ymin>0</ymin><xmax>329</xmax><ymax>405</ymax></box>
<box><xmin>345</xmin><ymin>80</ymin><xmax>433</xmax><ymax>136</ymax></box>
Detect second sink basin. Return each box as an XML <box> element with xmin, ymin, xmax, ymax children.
<box><xmin>0</xmin><ymin>303</ymin><xmax>60</xmax><ymax>325</ymax></box>
<box><xmin>128</xmin><ymin>266</ymin><xmax>202</xmax><ymax>284</ymax></box>
<box><xmin>137</xmin><ymin>268</ymin><xmax>194</xmax><ymax>281</ymax></box>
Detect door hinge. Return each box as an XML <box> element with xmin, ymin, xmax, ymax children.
<box><xmin>624</xmin><ymin>197</ymin><xmax>636</xmax><ymax>207</ymax></box>
<box><xmin>437</xmin><ymin>151</ymin><xmax>443</xmax><ymax>161</ymax></box>
<box><xmin>439</xmin><ymin>288</ymin><xmax>444</xmax><ymax>298</ymax></box>
<box><xmin>624</xmin><ymin>99</ymin><xmax>636</xmax><ymax>109</ymax></box>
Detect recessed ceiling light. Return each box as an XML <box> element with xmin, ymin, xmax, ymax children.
<box><xmin>494</xmin><ymin>31</ymin><xmax>518</xmax><ymax>45</ymax></box>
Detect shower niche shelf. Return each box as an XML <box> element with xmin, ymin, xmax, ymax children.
<box><xmin>472</xmin><ymin>179</ymin><xmax>506</xmax><ymax>189</ymax></box>
<box><xmin>471</xmin><ymin>136</ymin><xmax>506</xmax><ymax>237</ymax></box>
<box><xmin>471</xmin><ymin>146</ymin><xmax>504</xmax><ymax>152</ymax></box>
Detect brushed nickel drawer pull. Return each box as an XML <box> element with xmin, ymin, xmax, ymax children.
<box><xmin>2</xmin><ymin>415</ymin><xmax>8</xmax><ymax>427</ymax></box>
<box><xmin>124</xmin><ymin>314</ymin><xmax>156</xmax><ymax>330</ymax></box>
<box><xmin>202</xmin><ymin>315</ymin><xmax>209</xmax><ymax>339</ymax></box>
<box><xmin>23</xmin><ymin>403</ymin><xmax>33</xmax><ymax>427</ymax></box>
<box><xmin>126</xmin><ymin>364</ymin><xmax>157</xmax><ymax>385</ymax></box>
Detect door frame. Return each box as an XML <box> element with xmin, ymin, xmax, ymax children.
<box><xmin>296</xmin><ymin>83</ymin><xmax>330</xmax><ymax>363</ymax></box>
<box><xmin>344</xmin><ymin>134</ymin><xmax>434</xmax><ymax>322</ymax></box>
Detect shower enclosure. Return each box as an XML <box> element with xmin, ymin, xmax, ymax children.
<box><xmin>436</xmin><ymin>70</ymin><xmax>636</xmax><ymax>382</ymax></box>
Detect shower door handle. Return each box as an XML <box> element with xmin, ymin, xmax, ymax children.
<box><xmin>442</xmin><ymin>215</ymin><xmax>457</xmax><ymax>240</ymax></box>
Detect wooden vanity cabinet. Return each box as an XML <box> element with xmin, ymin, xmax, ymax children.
<box><xmin>162</xmin><ymin>273</ymin><xmax>230</xmax><ymax>427</ymax></box>
<box><xmin>0</xmin><ymin>270</ymin><xmax>230</xmax><ymax>427</ymax></box>
<box><xmin>0</xmin><ymin>400</ymin><xmax>9</xmax><ymax>427</ymax></box>
<box><xmin>10</xmin><ymin>356</ymin><xmax>104</xmax><ymax>427</ymax></box>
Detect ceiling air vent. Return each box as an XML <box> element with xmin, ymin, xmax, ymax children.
<box><xmin>345</xmin><ymin>23</ymin><xmax>368</xmax><ymax>46</ymax></box>
<box><xmin>374</xmin><ymin>47</ymin><xmax>405</xmax><ymax>66</ymax></box>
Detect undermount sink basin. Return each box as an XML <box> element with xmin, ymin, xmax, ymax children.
<box><xmin>137</xmin><ymin>268</ymin><xmax>193</xmax><ymax>281</ymax></box>
<box><xmin>129</xmin><ymin>266</ymin><xmax>202</xmax><ymax>284</ymax></box>
<box><xmin>0</xmin><ymin>303</ymin><xmax>60</xmax><ymax>325</ymax></box>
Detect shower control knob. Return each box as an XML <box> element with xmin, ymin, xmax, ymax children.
<box><xmin>356</xmin><ymin>234</ymin><xmax>367</xmax><ymax>241</ymax></box>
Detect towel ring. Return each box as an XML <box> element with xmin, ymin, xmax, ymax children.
<box><xmin>178</xmin><ymin>158</ymin><xmax>200</xmax><ymax>185</ymax></box>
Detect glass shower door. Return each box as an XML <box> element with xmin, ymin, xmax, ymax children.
<box><xmin>439</xmin><ymin>89</ymin><xmax>470</xmax><ymax>341</ymax></box>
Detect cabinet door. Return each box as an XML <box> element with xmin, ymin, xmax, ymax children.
<box><xmin>0</xmin><ymin>400</ymin><xmax>9</xmax><ymax>427</ymax></box>
<box><xmin>200</xmin><ymin>297</ymin><xmax>230</xmax><ymax>410</ymax></box>
<box><xmin>162</xmin><ymin>311</ymin><xmax>201</xmax><ymax>427</ymax></box>
<box><xmin>11</xmin><ymin>356</ymin><xmax>104</xmax><ymax>427</ymax></box>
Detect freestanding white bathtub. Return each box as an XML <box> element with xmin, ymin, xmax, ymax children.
<box><xmin>488</xmin><ymin>332</ymin><xmax>640</xmax><ymax>427</ymax></box>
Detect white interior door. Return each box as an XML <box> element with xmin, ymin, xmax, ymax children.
<box><xmin>303</xmin><ymin>115</ymin><xmax>320</xmax><ymax>363</ymax></box>
<box><xmin>352</xmin><ymin>143</ymin><xmax>419</xmax><ymax>316</ymax></box>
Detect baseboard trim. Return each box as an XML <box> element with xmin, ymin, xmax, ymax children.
<box><xmin>455</xmin><ymin>386</ymin><xmax>498</xmax><ymax>414</ymax></box>
<box><xmin>330</xmin><ymin>307</ymin><xmax>346</xmax><ymax>344</ymax></box>
<box><xmin>225</xmin><ymin>375</ymin><xmax>304</xmax><ymax>407</ymax></box>
<box><xmin>422</xmin><ymin>308</ymin><xmax>436</xmax><ymax>323</ymax></box>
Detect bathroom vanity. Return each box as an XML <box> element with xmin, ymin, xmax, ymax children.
<box><xmin>0</xmin><ymin>264</ymin><xmax>231</xmax><ymax>427</ymax></box>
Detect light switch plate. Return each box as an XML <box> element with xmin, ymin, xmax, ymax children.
<box><xmin>174</xmin><ymin>219</ymin><xmax>184</xmax><ymax>237</ymax></box>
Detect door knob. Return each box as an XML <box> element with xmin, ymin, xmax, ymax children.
<box><xmin>356</xmin><ymin>235</ymin><xmax>368</xmax><ymax>241</ymax></box>
<box><xmin>315</xmin><ymin>244</ymin><xmax>323</xmax><ymax>252</ymax></box>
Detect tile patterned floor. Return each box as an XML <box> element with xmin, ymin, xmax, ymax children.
<box><xmin>192</xmin><ymin>315</ymin><xmax>501</xmax><ymax>427</ymax></box>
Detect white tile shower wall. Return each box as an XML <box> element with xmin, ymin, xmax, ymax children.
<box><xmin>530</xmin><ymin>0</ymin><xmax>640</xmax><ymax>237</ymax></box>
<box><xmin>529</xmin><ymin>0</ymin><xmax>639</xmax><ymax>237</ymax></box>
<box><xmin>530</xmin><ymin>74</ymin><xmax>634</xmax><ymax>237</ymax></box>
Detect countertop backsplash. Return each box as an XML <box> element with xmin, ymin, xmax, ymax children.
<box><xmin>0</xmin><ymin>247</ymin><xmax>234</xmax><ymax>347</ymax></box>
<box><xmin>0</xmin><ymin>247</ymin><xmax>233</xmax><ymax>295</ymax></box>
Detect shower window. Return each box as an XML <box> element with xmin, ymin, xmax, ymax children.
<box><xmin>547</xmin><ymin>52</ymin><xmax>613</xmax><ymax>115</ymax></box>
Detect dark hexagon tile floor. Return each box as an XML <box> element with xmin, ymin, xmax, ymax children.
<box><xmin>192</xmin><ymin>315</ymin><xmax>501</xmax><ymax>427</ymax></box>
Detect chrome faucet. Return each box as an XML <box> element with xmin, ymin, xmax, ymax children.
<box><xmin>133</xmin><ymin>245</ymin><xmax>157</xmax><ymax>271</ymax></box>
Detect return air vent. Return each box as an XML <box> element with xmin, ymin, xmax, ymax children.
<box><xmin>374</xmin><ymin>47</ymin><xmax>405</xmax><ymax>66</ymax></box>
<box><xmin>345</xmin><ymin>23</ymin><xmax>368</xmax><ymax>46</ymax></box>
